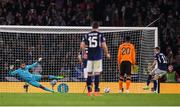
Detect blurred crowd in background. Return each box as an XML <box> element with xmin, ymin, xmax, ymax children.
<box><xmin>0</xmin><ymin>0</ymin><xmax>180</xmax><ymax>82</ymax></box>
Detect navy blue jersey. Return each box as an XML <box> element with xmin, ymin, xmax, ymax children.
<box><xmin>154</xmin><ymin>53</ymin><xmax>167</xmax><ymax>71</ymax></box>
<box><xmin>82</xmin><ymin>31</ymin><xmax>105</xmax><ymax>60</ymax></box>
<box><xmin>79</xmin><ymin>48</ymin><xmax>88</xmax><ymax>68</ymax></box>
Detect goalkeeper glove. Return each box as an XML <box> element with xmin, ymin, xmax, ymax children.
<box><xmin>38</xmin><ymin>57</ymin><xmax>43</xmax><ymax>62</ymax></box>
<box><xmin>9</xmin><ymin>65</ymin><xmax>14</xmax><ymax>70</ymax></box>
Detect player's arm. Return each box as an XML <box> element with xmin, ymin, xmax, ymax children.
<box><xmin>80</xmin><ymin>35</ymin><xmax>87</xmax><ymax>63</ymax></box>
<box><xmin>101</xmin><ymin>35</ymin><xmax>110</xmax><ymax>58</ymax></box>
<box><xmin>10</xmin><ymin>70</ymin><xmax>18</xmax><ymax>76</ymax></box>
<box><xmin>80</xmin><ymin>35</ymin><xmax>87</xmax><ymax>51</ymax></box>
<box><xmin>102</xmin><ymin>42</ymin><xmax>110</xmax><ymax>58</ymax></box>
<box><xmin>149</xmin><ymin>60</ymin><xmax>157</xmax><ymax>70</ymax></box>
<box><xmin>9</xmin><ymin>65</ymin><xmax>18</xmax><ymax>76</ymax></box>
<box><xmin>26</xmin><ymin>58</ymin><xmax>42</xmax><ymax>69</ymax></box>
<box><xmin>117</xmin><ymin>45</ymin><xmax>122</xmax><ymax>67</ymax></box>
<box><xmin>131</xmin><ymin>45</ymin><xmax>136</xmax><ymax>65</ymax></box>
<box><xmin>78</xmin><ymin>52</ymin><xmax>83</xmax><ymax>64</ymax></box>
<box><xmin>80</xmin><ymin>42</ymin><xmax>86</xmax><ymax>50</ymax></box>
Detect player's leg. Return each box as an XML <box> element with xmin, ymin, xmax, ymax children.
<box><xmin>147</xmin><ymin>75</ymin><xmax>152</xmax><ymax>86</ymax></box>
<box><xmin>154</xmin><ymin>69</ymin><xmax>167</xmax><ymax>80</ymax></box>
<box><xmin>39</xmin><ymin>85</ymin><xmax>55</xmax><ymax>93</ymax></box>
<box><xmin>126</xmin><ymin>75</ymin><xmax>131</xmax><ymax>93</ymax></box>
<box><xmin>94</xmin><ymin>72</ymin><xmax>101</xmax><ymax>96</ymax></box>
<box><xmin>151</xmin><ymin>69</ymin><xmax>159</xmax><ymax>92</ymax></box>
<box><xmin>143</xmin><ymin>75</ymin><xmax>152</xmax><ymax>90</ymax></box>
<box><xmin>32</xmin><ymin>74</ymin><xmax>63</xmax><ymax>82</ymax></box>
<box><xmin>86</xmin><ymin>72</ymin><xmax>93</xmax><ymax>93</ymax></box>
<box><xmin>125</xmin><ymin>61</ymin><xmax>131</xmax><ymax>93</ymax></box>
<box><xmin>86</xmin><ymin>60</ymin><xmax>93</xmax><ymax>96</ymax></box>
<box><xmin>23</xmin><ymin>83</ymin><xmax>29</xmax><ymax>93</ymax></box>
<box><xmin>93</xmin><ymin>60</ymin><xmax>102</xmax><ymax>96</ymax></box>
<box><xmin>119</xmin><ymin>62</ymin><xmax>125</xmax><ymax>93</ymax></box>
<box><xmin>153</xmin><ymin>79</ymin><xmax>158</xmax><ymax>93</ymax></box>
<box><xmin>32</xmin><ymin>74</ymin><xmax>58</xmax><ymax>92</ymax></box>
<box><xmin>28</xmin><ymin>81</ymin><xmax>54</xmax><ymax>93</ymax></box>
<box><xmin>41</xmin><ymin>75</ymin><xmax>64</xmax><ymax>79</ymax></box>
<box><xmin>143</xmin><ymin>69</ymin><xmax>156</xmax><ymax>90</ymax></box>
<box><xmin>153</xmin><ymin>69</ymin><xmax>167</xmax><ymax>93</ymax></box>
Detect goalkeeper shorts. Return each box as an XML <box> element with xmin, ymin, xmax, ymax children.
<box><xmin>27</xmin><ymin>75</ymin><xmax>42</xmax><ymax>87</ymax></box>
<box><xmin>28</xmin><ymin>81</ymin><xmax>41</xmax><ymax>87</ymax></box>
<box><xmin>87</xmin><ymin>60</ymin><xmax>102</xmax><ymax>73</ymax></box>
<box><xmin>32</xmin><ymin>74</ymin><xmax>42</xmax><ymax>81</ymax></box>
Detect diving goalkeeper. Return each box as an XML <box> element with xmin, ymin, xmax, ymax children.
<box><xmin>9</xmin><ymin>58</ymin><xmax>63</xmax><ymax>93</ymax></box>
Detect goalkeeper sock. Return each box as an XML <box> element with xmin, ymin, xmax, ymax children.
<box><xmin>86</xmin><ymin>76</ymin><xmax>92</xmax><ymax>92</ymax></box>
<box><xmin>48</xmin><ymin>75</ymin><xmax>55</xmax><ymax>79</ymax></box>
<box><xmin>48</xmin><ymin>75</ymin><xmax>61</xmax><ymax>79</ymax></box>
<box><xmin>147</xmin><ymin>75</ymin><xmax>152</xmax><ymax>86</ymax></box>
<box><xmin>119</xmin><ymin>79</ymin><xmax>123</xmax><ymax>90</ymax></box>
<box><xmin>94</xmin><ymin>75</ymin><xmax>100</xmax><ymax>92</ymax></box>
<box><xmin>153</xmin><ymin>80</ymin><xmax>157</xmax><ymax>91</ymax></box>
<box><xmin>40</xmin><ymin>86</ymin><xmax>54</xmax><ymax>93</ymax></box>
<box><xmin>126</xmin><ymin>79</ymin><xmax>131</xmax><ymax>90</ymax></box>
<box><xmin>44</xmin><ymin>87</ymin><xmax>54</xmax><ymax>93</ymax></box>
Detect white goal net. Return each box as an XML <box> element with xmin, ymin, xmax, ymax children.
<box><xmin>0</xmin><ymin>26</ymin><xmax>158</xmax><ymax>93</ymax></box>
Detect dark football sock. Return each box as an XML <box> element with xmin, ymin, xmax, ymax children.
<box><xmin>94</xmin><ymin>75</ymin><xmax>100</xmax><ymax>92</ymax></box>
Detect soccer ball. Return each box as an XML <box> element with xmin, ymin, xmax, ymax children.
<box><xmin>104</xmin><ymin>87</ymin><xmax>110</xmax><ymax>93</ymax></box>
<box><xmin>50</xmin><ymin>79</ymin><xmax>57</xmax><ymax>86</ymax></box>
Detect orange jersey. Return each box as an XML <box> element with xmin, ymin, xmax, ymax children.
<box><xmin>117</xmin><ymin>42</ymin><xmax>136</xmax><ymax>65</ymax></box>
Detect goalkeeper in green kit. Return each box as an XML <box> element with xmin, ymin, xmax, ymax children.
<box><xmin>9</xmin><ymin>58</ymin><xmax>64</xmax><ymax>93</ymax></box>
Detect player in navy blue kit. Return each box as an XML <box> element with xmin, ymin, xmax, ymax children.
<box><xmin>78</xmin><ymin>48</ymin><xmax>88</xmax><ymax>79</ymax></box>
<box><xmin>143</xmin><ymin>47</ymin><xmax>167</xmax><ymax>93</ymax></box>
<box><xmin>80</xmin><ymin>22</ymin><xmax>110</xmax><ymax>96</ymax></box>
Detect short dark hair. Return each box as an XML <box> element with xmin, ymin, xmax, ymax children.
<box><xmin>19</xmin><ymin>60</ymin><xmax>26</xmax><ymax>66</ymax></box>
<box><xmin>155</xmin><ymin>47</ymin><xmax>160</xmax><ymax>50</ymax></box>
<box><xmin>125</xmin><ymin>36</ymin><xmax>131</xmax><ymax>41</ymax></box>
<box><xmin>92</xmin><ymin>21</ymin><xmax>99</xmax><ymax>29</ymax></box>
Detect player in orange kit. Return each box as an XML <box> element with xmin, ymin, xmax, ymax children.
<box><xmin>117</xmin><ymin>36</ymin><xmax>136</xmax><ymax>93</ymax></box>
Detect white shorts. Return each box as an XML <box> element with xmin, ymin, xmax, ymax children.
<box><xmin>150</xmin><ymin>68</ymin><xmax>167</xmax><ymax>77</ymax></box>
<box><xmin>83</xmin><ymin>68</ymin><xmax>88</xmax><ymax>78</ymax></box>
<box><xmin>87</xmin><ymin>60</ymin><xmax>102</xmax><ymax>73</ymax></box>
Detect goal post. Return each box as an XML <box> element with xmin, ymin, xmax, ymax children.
<box><xmin>0</xmin><ymin>26</ymin><xmax>158</xmax><ymax>93</ymax></box>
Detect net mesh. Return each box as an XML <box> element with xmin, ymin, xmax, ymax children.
<box><xmin>0</xmin><ymin>26</ymin><xmax>157</xmax><ymax>93</ymax></box>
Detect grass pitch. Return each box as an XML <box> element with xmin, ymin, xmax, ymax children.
<box><xmin>0</xmin><ymin>93</ymin><xmax>179</xmax><ymax>106</ymax></box>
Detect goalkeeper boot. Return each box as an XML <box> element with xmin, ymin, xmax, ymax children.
<box><xmin>56</xmin><ymin>76</ymin><xmax>64</xmax><ymax>79</ymax></box>
<box><xmin>143</xmin><ymin>86</ymin><xmax>150</xmax><ymax>90</ymax></box>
